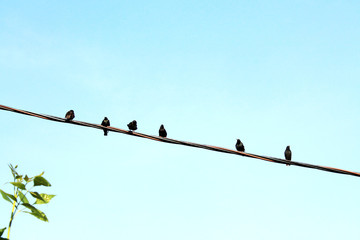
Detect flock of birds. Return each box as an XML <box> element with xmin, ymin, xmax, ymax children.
<box><xmin>65</xmin><ymin>110</ymin><xmax>292</xmax><ymax>165</ymax></box>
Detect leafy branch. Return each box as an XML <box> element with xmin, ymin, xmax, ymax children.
<box><xmin>0</xmin><ymin>164</ymin><xmax>55</xmax><ymax>240</ymax></box>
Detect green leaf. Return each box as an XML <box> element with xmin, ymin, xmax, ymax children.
<box><xmin>0</xmin><ymin>190</ymin><xmax>13</xmax><ymax>204</ymax></box>
<box><xmin>0</xmin><ymin>228</ymin><xmax>8</xmax><ymax>239</ymax></box>
<box><xmin>22</xmin><ymin>203</ymin><xmax>37</xmax><ymax>211</ymax></box>
<box><xmin>15</xmin><ymin>175</ymin><xmax>23</xmax><ymax>180</ymax></box>
<box><xmin>22</xmin><ymin>203</ymin><xmax>48</xmax><ymax>221</ymax></box>
<box><xmin>18</xmin><ymin>191</ymin><xmax>29</xmax><ymax>204</ymax></box>
<box><xmin>30</xmin><ymin>192</ymin><xmax>44</xmax><ymax>202</ymax></box>
<box><xmin>35</xmin><ymin>194</ymin><xmax>55</xmax><ymax>205</ymax></box>
<box><xmin>33</xmin><ymin>176</ymin><xmax>51</xmax><ymax>187</ymax></box>
<box><xmin>10</xmin><ymin>182</ymin><xmax>26</xmax><ymax>190</ymax></box>
<box><xmin>0</xmin><ymin>227</ymin><xmax>6</xmax><ymax>236</ymax></box>
<box><xmin>24</xmin><ymin>211</ymin><xmax>49</xmax><ymax>222</ymax></box>
<box><xmin>5</xmin><ymin>193</ymin><xmax>16</xmax><ymax>202</ymax></box>
<box><xmin>24</xmin><ymin>175</ymin><xmax>31</xmax><ymax>182</ymax></box>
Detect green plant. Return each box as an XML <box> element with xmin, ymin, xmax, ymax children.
<box><xmin>0</xmin><ymin>164</ymin><xmax>55</xmax><ymax>240</ymax></box>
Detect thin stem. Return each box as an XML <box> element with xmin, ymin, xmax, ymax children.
<box><xmin>8</xmin><ymin>201</ymin><xmax>16</xmax><ymax>239</ymax></box>
<box><xmin>7</xmin><ymin>197</ymin><xmax>16</xmax><ymax>239</ymax></box>
<box><xmin>7</xmin><ymin>191</ymin><xmax>24</xmax><ymax>239</ymax></box>
<box><xmin>7</xmin><ymin>180</ymin><xmax>30</xmax><ymax>240</ymax></box>
<box><xmin>7</xmin><ymin>176</ymin><xmax>18</xmax><ymax>240</ymax></box>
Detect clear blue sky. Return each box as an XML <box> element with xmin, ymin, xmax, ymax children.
<box><xmin>1</xmin><ymin>1</ymin><xmax>360</xmax><ymax>239</ymax></box>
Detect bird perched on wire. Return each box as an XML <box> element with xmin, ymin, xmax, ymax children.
<box><xmin>127</xmin><ymin>120</ymin><xmax>137</xmax><ymax>132</ymax></box>
<box><xmin>101</xmin><ymin>117</ymin><xmax>110</xmax><ymax>136</ymax></box>
<box><xmin>159</xmin><ymin>124</ymin><xmax>167</xmax><ymax>137</ymax></box>
<box><xmin>284</xmin><ymin>146</ymin><xmax>292</xmax><ymax>166</ymax></box>
<box><xmin>235</xmin><ymin>139</ymin><xmax>245</xmax><ymax>152</ymax></box>
<box><xmin>65</xmin><ymin>110</ymin><xmax>75</xmax><ymax>122</ymax></box>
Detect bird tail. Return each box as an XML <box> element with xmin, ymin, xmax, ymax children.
<box><xmin>104</xmin><ymin>130</ymin><xmax>108</xmax><ymax>136</ymax></box>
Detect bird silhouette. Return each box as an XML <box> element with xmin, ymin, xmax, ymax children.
<box><xmin>65</xmin><ymin>110</ymin><xmax>75</xmax><ymax>122</ymax></box>
<box><xmin>127</xmin><ymin>120</ymin><xmax>137</xmax><ymax>132</ymax></box>
<box><xmin>159</xmin><ymin>124</ymin><xmax>167</xmax><ymax>137</ymax></box>
<box><xmin>284</xmin><ymin>145</ymin><xmax>292</xmax><ymax>166</ymax></box>
<box><xmin>101</xmin><ymin>117</ymin><xmax>110</xmax><ymax>136</ymax></box>
<box><xmin>235</xmin><ymin>139</ymin><xmax>245</xmax><ymax>152</ymax></box>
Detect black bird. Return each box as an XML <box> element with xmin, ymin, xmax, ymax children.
<box><xmin>284</xmin><ymin>145</ymin><xmax>292</xmax><ymax>166</ymax></box>
<box><xmin>159</xmin><ymin>124</ymin><xmax>167</xmax><ymax>137</ymax></box>
<box><xmin>127</xmin><ymin>120</ymin><xmax>137</xmax><ymax>132</ymax></box>
<box><xmin>101</xmin><ymin>117</ymin><xmax>110</xmax><ymax>136</ymax></box>
<box><xmin>235</xmin><ymin>139</ymin><xmax>245</xmax><ymax>152</ymax></box>
<box><xmin>65</xmin><ymin>110</ymin><xmax>75</xmax><ymax>122</ymax></box>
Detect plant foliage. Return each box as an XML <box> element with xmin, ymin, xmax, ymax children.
<box><xmin>0</xmin><ymin>164</ymin><xmax>55</xmax><ymax>239</ymax></box>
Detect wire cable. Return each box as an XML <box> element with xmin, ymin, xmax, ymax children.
<box><xmin>1</xmin><ymin>104</ymin><xmax>359</xmax><ymax>178</ymax></box>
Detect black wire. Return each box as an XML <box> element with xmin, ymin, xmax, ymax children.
<box><xmin>1</xmin><ymin>104</ymin><xmax>359</xmax><ymax>178</ymax></box>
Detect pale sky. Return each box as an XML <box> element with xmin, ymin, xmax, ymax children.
<box><xmin>1</xmin><ymin>1</ymin><xmax>360</xmax><ymax>240</ymax></box>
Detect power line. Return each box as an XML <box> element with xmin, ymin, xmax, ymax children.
<box><xmin>1</xmin><ymin>104</ymin><xmax>359</xmax><ymax>178</ymax></box>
